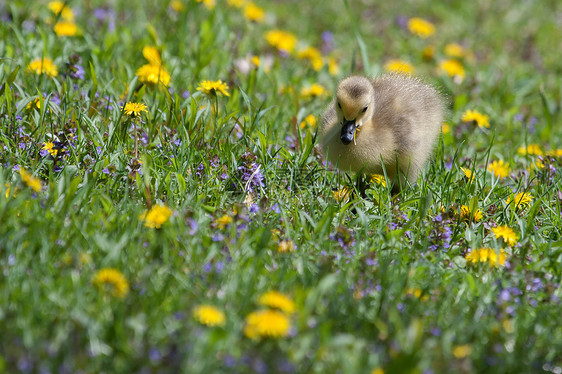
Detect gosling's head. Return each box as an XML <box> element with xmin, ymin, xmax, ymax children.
<box><xmin>335</xmin><ymin>76</ymin><xmax>375</xmax><ymax>145</ymax></box>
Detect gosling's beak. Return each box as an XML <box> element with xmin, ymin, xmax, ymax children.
<box><xmin>340</xmin><ymin>120</ymin><xmax>356</xmax><ymax>145</ymax></box>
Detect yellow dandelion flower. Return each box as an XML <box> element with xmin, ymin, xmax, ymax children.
<box><xmin>27</xmin><ymin>58</ymin><xmax>58</xmax><ymax>77</ymax></box>
<box><xmin>300</xmin><ymin>83</ymin><xmax>327</xmax><ymax>98</ymax></box>
<box><xmin>227</xmin><ymin>0</ymin><xmax>247</xmax><ymax>7</ymax></box>
<box><xmin>244</xmin><ymin>309</ymin><xmax>291</xmax><ymax>339</ymax></box>
<box><xmin>370</xmin><ymin>174</ymin><xmax>387</xmax><ymax>187</ymax></box>
<box><xmin>79</xmin><ymin>252</ymin><xmax>92</xmax><ymax>266</ymax></box>
<box><xmin>93</xmin><ymin>268</ymin><xmax>129</xmax><ymax>298</ymax></box>
<box><xmin>442</xmin><ymin>122</ymin><xmax>451</xmax><ymax>134</ymax></box>
<box><xmin>142</xmin><ymin>46</ymin><xmax>162</xmax><ymax>66</ymax></box>
<box><xmin>460</xmin><ymin>205</ymin><xmax>483</xmax><ymax>222</ymax></box>
<box><xmin>384</xmin><ymin>59</ymin><xmax>415</xmax><ymax>74</ymax></box>
<box><xmin>139</xmin><ymin>204</ymin><xmax>173</xmax><ymax>228</ymax></box>
<box><xmin>466</xmin><ymin>248</ymin><xmax>507</xmax><ymax>267</ymax></box>
<box><xmin>42</xmin><ymin>141</ymin><xmax>58</xmax><ymax>156</ymax></box>
<box><xmin>170</xmin><ymin>0</ymin><xmax>184</xmax><ymax>12</ymax></box>
<box><xmin>502</xmin><ymin>319</ymin><xmax>514</xmax><ymax>334</ymax></box>
<box><xmin>251</xmin><ymin>55</ymin><xmax>261</xmax><ymax>67</ymax></box>
<box><xmin>47</xmin><ymin>1</ymin><xmax>74</xmax><ymax>21</ymax></box>
<box><xmin>422</xmin><ymin>45</ymin><xmax>435</xmax><ymax>60</ymax></box>
<box><xmin>328</xmin><ymin>56</ymin><xmax>340</xmax><ymax>76</ymax></box>
<box><xmin>505</xmin><ymin>192</ymin><xmax>533</xmax><ymax>209</ymax></box>
<box><xmin>258</xmin><ymin>291</ymin><xmax>295</xmax><ymax>314</ymax></box>
<box><xmin>453</xmin><ymin>344</ymin><xmax>472</xmax><ymax>358</ymax></box>
<box><xmin>54</xmin><ymin>21</ymin><xmax>77</xmax><ymax>36</ymax></box>
<box><xmin>196</xmin><ymin>0</ymin><xmax>215</xmax><ymax>10</ymax></box>
<box><xmin>297</xmin><ymin>46</ymin><xmax>324</xmax><ymax>71</ymax></box>
<box><xmin>264</xmin><ymin>29</ymin><xmax>298</xmax><ymax>54</ymax></box>
<box><xmin>406</xmin><ymin>288</ymin><xmax>422</xmax><ymax>298</ymax></box>
<box><xmin>462</xmin><ymin>109</ymin><xmax>490</xmax><ymax>129</ymax></box>
<box><xmin>444</xmin><ymin>43</ymin><xmax>467</xmax><ymax>58</ymax></box>
<box><xmin>460</xmin><ymin>167</ymin><xmax>475</xmax><ymax>182</ymax></box>
<box><xmin>371</xmin><ymin>369</ymin><xmax>384</xmax><ymax>374</ymax></box>
<box><xmin>270</xmin><ymin>228</ymin><xmax>281</xmax><ymax>241</ymax></box>
<box><xmin>19</xmin><ymin>168</ymin><xmax>42</xmax><ymax>193</ymax></box>
<box><xmin>332</xmin><ymin>187</ymin><xmax>351</xmax><ymax>202</ymax></box>
<box><xmin>529</xmin><ymin>159</ymin><xmax>545</xmax><ymax>172</ymax></box>
<box><xmin>4</xmin><ymin>183</ymin><xmax>12</xmax><ymax>199</ymax></box>
<box><xmin>122</xmin><ymin>102</ymin><xmax>148</xmax><ymax>118</ymax></box>
<box><xmin>215</xmin><ymin>214</ymin><xmax>233</xmax><ymax>229</ymax></box>
<box><xmin>244</xmin><ymin>2</ymin><xmax>265</xmax><ymax>23</ymax></box>
<box><xmin>197</xmin><ymin>80</ymin><xmax>230</xmax><ymax>97</ymax></box>
<box><xmin>517</xmin><ymin>144</ymin><xmax>543</xmax><ymax>156</ymax></box>
<box><xmin>277</xmin><ymin>239</ymin><xmax>296</xmax><ymax>253</ymax></box>
<box><xmin>136</xmin><ymin>64</ymin><xmax>171</xmax><ymax>88</ymax></box>
<box><xmin>26</xmin><ymin>97</ymin><xmax>41</xmax><ymax>110</ymax></box>
<box><xmin>487</xmin><ymin>160</ymin><xmax>510</xmax><ymax>179</ymax></box>
<box><xmin>546</xmin><ymin>149</ymin><xmax>562</xmax><ymax>157</ymax></box>
<box><xmin>299</xmin><ymin>114</ymin><xmax>316</xmax><ymax>130</ymax></box>
<box><xmin>491</xmin><ymin>225</ymin><xmax>518</xmax><ymax>246</ymax></box>
<box><xmin>193</xmin><ymin>305</ymin><xmax>226</xmax><ymax>327</ymax></box>
<box><xmin>406</xmin><ymin>288</ymin><xmax>429</xmax><ymax>301</ymax></box>
<box><xmin>407</xmin><ymin>17</ymin><xmax>435</xmax><ymax>38</ymax></box>
<box><xmin>438</xmin><ymin>59</ymin><xmax>465</xmax><ymax>80</ymax></box>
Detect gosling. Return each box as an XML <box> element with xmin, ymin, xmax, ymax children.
<box><xmin>319</xmin><ymin>74</ymin><xmax>444</xmax><ymax>190</ymax></box>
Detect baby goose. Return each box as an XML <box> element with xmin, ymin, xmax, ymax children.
<box><xmin>319</xmin><ymin>74</ymin><xmax>444</xmax><ymax>190</ymax></box>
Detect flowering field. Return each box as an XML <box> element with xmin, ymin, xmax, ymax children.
<box><xmin>1</xmin><ymin>0</ymin><xmax>562</xmax><ymax>372</ymax></box>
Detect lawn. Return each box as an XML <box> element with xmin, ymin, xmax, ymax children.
<box><xmin>1</xmin><ymin>0</ymin><xmax>561</xmax><ymax>373</ymax></box>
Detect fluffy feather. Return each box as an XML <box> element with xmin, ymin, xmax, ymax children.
<box><xmin>319</xmin><ymin>74</ymin><xmax>444</xmax><ymax>188</ymax></box>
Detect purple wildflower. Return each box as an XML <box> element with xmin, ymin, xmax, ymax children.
<box><xmin>237</xmin><ymin>153</ymin><xmax>265</xmax><ymax>194</ymax></box>
<box><xmin>321</xmin><ymin>31</ymin><xmax>334</xmax><ymax>54</ymax></box>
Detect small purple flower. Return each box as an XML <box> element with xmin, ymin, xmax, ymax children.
<box><xmin>212</xmin><ymin>233</ymin><xmax>224</xmax><ymax>242</ymax></box>
<box><xmin>71</xmin><ymin>64</ymin><xmax>85</xmax><ymax>80</ymax></box>
<box><xmin>396</xmin><ymin>15</ymin><xmax>409</xmax><ymax>28</ymax></box>
<box><xmin>365</xmin><ymin>258</ymin><xmax>377</xmax><ymax>266</ymax></box>
<box><xmin>148</xmin><ymin>348</ymin><xmax>162</xmax><ymax>363</ymax></box>
<box><xmin>93</xmin><ymin>7</ymin><xmax>116</xmax><ymax>31</ymax></box>
<box><xmin>187</xmin><ymin>218</ymin><xmax>198</xmax><ymax>235</ymax></box>
<box><xmin>215</xmin><ymin>261</ymin><xmax>224</xmax><ymax>273</ymax></box>
<box><xmin>498</xmin><ymin>289</ymin><xmax>511</xmax><ymax>303</ymax></box>
<box><xmin>321</xmin><ymin>31</ymin><xmax>334</xmax><ymax>54</ymax></box>
<box><xmin>196</xmin><ymin>163</ymin><xmax>205</xmax><ymax>178</ymax></box>
<box><xmin>271</xmin><ymin>203</ymin><xmax>280</xmax><ymax>214</ymax></box>
<box><xmin>202</xmin><ymin>262</ymin><xmax>213</xmax><ymax>273</ymax></box>
<box><xmin>224</xmin><ymin>355</ymin><xmax>236</xmax><ymax>367</ymax></box>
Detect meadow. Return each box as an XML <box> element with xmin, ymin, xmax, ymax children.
<box><xmin>1</xmin><ymin>0</ymin><xmax>561</xmax><ymax>372</ymax></box>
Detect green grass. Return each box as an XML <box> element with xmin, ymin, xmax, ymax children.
<box><xmin>1</xmin><ymin>0</ymin><xmax>562</xmax><ymax>373</ymax></box>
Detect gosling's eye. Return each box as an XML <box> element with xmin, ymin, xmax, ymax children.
<box><xmin>362</xmin><ymin>106</ymin><xmax>368</xmax><ymax>113</ymax></box>
<box><xmin>337</xmin><ymin>102</ymin><xmax>341</xmax><ymax>109</ymax></box>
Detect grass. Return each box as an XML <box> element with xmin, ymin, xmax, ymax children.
<box><xmin>1</xmin><ymin>0</ymin><xmax>562</xmax><ymax>373</ymax></box>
